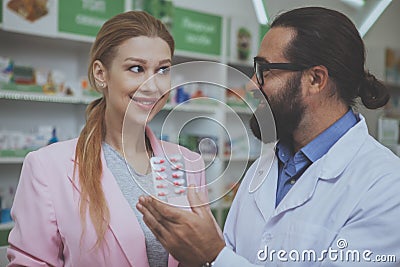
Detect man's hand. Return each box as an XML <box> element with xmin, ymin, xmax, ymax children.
<box><xmin>136</xmin><ymin>186</ymin><xmax>225</xmax><ymax>267</ymax></box>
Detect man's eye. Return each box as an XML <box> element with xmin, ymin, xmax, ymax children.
<box><xmin>158</xmin><ymin>66</ymin><xmax>171</xmax><ymax>75</ymax></box>
<box><xmin>263</xmin><ymin>70</ymin><xmax>271</xmax><ymax>78</ymax></box>
<box><xmin>130</xmin><ymin>65</ymin><xmax>144</xmax><ymax>73</ymax></box>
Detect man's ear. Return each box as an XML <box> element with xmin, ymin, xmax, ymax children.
<box><xmin>303</xmin><ymin>65</ymin><xmax>329</xmax><ymax>95</ymax></box>
<box><xmin>93</xmin><ymin>60</ymin><xmax>107</xmax><ymax>87</ymax></box>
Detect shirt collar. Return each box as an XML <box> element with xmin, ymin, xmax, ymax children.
<box><xmin>276</xmin><ymin>109</ymin><xmax>358</xmax><ymax>164</ymax></box>
<box><xmin>301</xmin><ymin>109</ymin><xmax>358</xmax><ymax>163</ymax></box>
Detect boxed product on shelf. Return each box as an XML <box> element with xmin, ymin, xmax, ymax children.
<box><xmin>226</xmin><ymin>87</ymin><xmax>247</xmax><ymax>107</ymax></box>
<box><xmin>0</xmin><ymin>126</ymin><xmax>60</xmax><ymax>158</ymax></box>
<box><xmin>0</xmin><ymin>57</ymin><xmax>14</xmax><ymax>83</ymax></box>
<box><xmin>378</xmin><ymin>116</ymin><xmax>400</xmax><ymax>145</ymax></box>
<box><xmin>0</xmin><ymin>186</ymin><xmax>15</xmax><ymax>223</ymax></box>
<box><xmin>81</xmin><ymin>77</ymin><xmax>102</xmax><ymax>98</ymax></box>
<box><xmin>13</xmin><ymin>65</ymin><xmax>35</xmax><ymax>85</ymax></box>
<box><xmin>7</xmin><ymin>0</ymin><xmax>49</xmax><ymax>22</ymax></box>
<box><xmin>0</xmin><ymin>54</ymin><xmax>76</xmax><ymax>95</ymax></box>
<box><xmin>384</xmin><ymin>88</ymin><xmax>400</xmax><ymax>117</ymax></box>
<box><xmin>40</xmin><ymin>69</ymin><xmax>67</xmax><ymax>95</ymax></box>
<box><xmin>385</xmin><ymin>47</ymin><xmax>400</xmax><ymax>86</ymax></box>
<box><xmin>179</xmin><ymin>134</ymin><xmax>218</xmax><ymax>156</ymax></box>
<box><xmin>226</xmin><ymin>87</ymin><xmax>259</xmax><ymax>110</ymax></box>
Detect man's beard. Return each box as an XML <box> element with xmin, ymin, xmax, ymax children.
<box><xmin>250</xmin><ymin>72</ymin><xmax>305</xmax><ymax>143</ymax></box>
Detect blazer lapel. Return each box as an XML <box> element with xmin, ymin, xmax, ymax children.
<box><xmin>66</xmin><ymin>146</ymin><xmax>150</xmax><ymax>267</ymax></box>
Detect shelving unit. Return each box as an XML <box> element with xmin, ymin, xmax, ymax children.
<box><xmin>0</xmin><ymin>158</ymin><xmax>24</xmax><ymax>164</ymax></box>
<box><xmin>0</xmin><ymin>2</ymin><xmax>261</xmax><ymax>228</ymax></box>
<box><xmin>0</xmin><ymin>90</ymin><xmax>97</xmax><ymax>104</ymax></box>
<box><xmin>377</xmin><ymin>83</ymin><xmax>400</xmax><ymax>156</ymax></box>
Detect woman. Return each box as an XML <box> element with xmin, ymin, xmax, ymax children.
<box><xmin>7</xmin><ymin>11</ymin><xmax>205</xmax><ymax>267</ymax></box>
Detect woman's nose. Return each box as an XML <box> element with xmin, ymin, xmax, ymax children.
<box><xmin>139</xmin><ymin>72</ymin><xmax>158</xmax><ymax>92</ymax></box>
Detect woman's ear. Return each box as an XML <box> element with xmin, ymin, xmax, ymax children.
<box><xmin>93</xmin><ymin>60</ymin><xmax>107</xmax><ymax>88</ymax></box>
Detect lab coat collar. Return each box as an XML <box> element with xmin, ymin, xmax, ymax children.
<box><xmin>317</xmin><ymin>114</ymin><xmax>368</xmax><ymax>180</ymax></box>
<box><xmin>252</xmin><ymin>147</ymin><xmax>279</xmax><ymax>222</ymax></box>
<box><xmin>252</xmin><ymin>115</ymin><xmax>370</xmax><ymax>220</ymax></box>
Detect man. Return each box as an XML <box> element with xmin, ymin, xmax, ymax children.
<box><xmin>137</xmin><ymin>7</ymin><xmax>400</xmax><ymax>266</ymax></box>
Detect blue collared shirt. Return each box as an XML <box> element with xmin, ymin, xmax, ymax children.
<box><xmin>275</xmin><ymin>109</ymin><xmax>358</xmax><ymax>207</ymax></box>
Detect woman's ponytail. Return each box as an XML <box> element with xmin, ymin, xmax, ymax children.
<box><xmin>74</xmin><ymin>97</ymin><xmax>109</xmax><ymax>248</ymax></box>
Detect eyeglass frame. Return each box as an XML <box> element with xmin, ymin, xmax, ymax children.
<box><xmin>254</xmin><ymin>56</ymin><xmax>312</xmax><ymax>86</ymax></box>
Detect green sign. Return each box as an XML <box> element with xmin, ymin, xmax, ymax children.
<box><xmin>58</xmin><ymin>0</ymin><xmax>124</xmax><ymax>37</ymax></box>
<box><xmin>259</xmin><ymin>24</ymin><xmax>270</xmax><ymax>45</ymax></box>
<box><xmin>143</xmin><ymin>0</ymin><xmax>173</xmax><ymax>31</ymax></box>
<box><xmin>172</xmin><ymin>7</ymin><xmax>222</xmax><ymax>56</ymax></box>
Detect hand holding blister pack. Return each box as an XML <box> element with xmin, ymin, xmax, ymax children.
<box><xmin>150</xmin><ymin>154</ymin><xmax>190</xmax><ymax>207</ymax></box>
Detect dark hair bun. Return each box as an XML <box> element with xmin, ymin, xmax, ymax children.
<box><xmin>359</xmin><ymin>72</ymin><xmax>390</xmax><ymax>109</ymax></box>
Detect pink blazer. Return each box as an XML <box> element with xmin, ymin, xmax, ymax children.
<box><xmin>7</xmin><ymin>128</ymin><xmax>206</xmax><ymax>267</ymax></box>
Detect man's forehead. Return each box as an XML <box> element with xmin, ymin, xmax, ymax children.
<box><xmin>258</xmin><ymin>27</ymin><xmax>294</xmax><ymax>62</ymax></box>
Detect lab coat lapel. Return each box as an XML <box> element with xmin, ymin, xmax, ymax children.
<box><xmin>273</xmin><ymin>115</ymin><xmax>369</xmax><ymax>217</ymax></box>
<box><xmin>252</xmin><ymin>143</ymin><xmax>279</xmax><ymax>222</ymax></box>
<box><xmin>67</xmin><ymin>147</ymin><xmax>149</xmax><ymax>267</ymax></box>
<box><xmin>273</xmin><ymin>161</ymin><xmax>323</xmax><ymax>216</ymax></box>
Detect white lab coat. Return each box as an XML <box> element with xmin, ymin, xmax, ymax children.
<box><xmin>215</xmin><ymin>116</ymin><xmax>400</xmax><ymax>266</ymax></box>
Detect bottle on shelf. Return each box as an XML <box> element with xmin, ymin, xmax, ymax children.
<box><xmin>48</xmin><ymin>127</ymin><xmax>59</xmax><ymax>145</ymax></box>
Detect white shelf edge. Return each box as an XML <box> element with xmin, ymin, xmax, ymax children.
<box><xmin>227</xmin><ymin>105</ymin><xmax>254</xmax><ymax>115</ymax></box>
<box><xmin>174</xmin><ymin>49</ymin><xmax>222</xmax><ymax>62</ymax></box>
<box><xmin>202</xmin><ymin>155</ymin><xmax>218</xmax><ymax>162</ymax></box>
<box><xmin>0</xmin><ymin>157</ymin><xmax>24</xmax><ymax>164</ymax></box>
<box><xmin>210</xmin><ymin>201</ymin><xmax>232</xmax><ymax>209</ymax></box>
<box><xmin>0</xmin><ymin>91</ymin><xmax>224</xmax><ymax>111</ymax></box>
<box><xmin>0</xmin><ymin>90</ymin><xmax>98</xmax><ymax>104</ymax></box>
<box><xmin>0</xmin><ymin>222</ymin><xmax>14</xmax><ymax>230</ymax></box>
<box><xmin>57</xmin><ymin>32</ymin><xmax>95</xmax><ymax>44</ymax></box>
<box><xmin>162</xmin><ymin>103</ymin><xmax>218</xmax><ymax>113</ymax></box>
<box><xmin>227</xmin><ymin>60</ymin><xmax>253</xmax><ymax>68</ymax></box>
<box><xmin>223</xmin><ymin>155</ymin><xmax>258</xmax><ymax>161</ymax></box>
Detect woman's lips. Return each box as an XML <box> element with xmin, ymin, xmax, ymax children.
<box><xmin>130</xmin><ymin>96</ymin><xmax>158</xmax><ymax>110</ymax></box>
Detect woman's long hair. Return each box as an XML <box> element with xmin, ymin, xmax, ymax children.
<box><xmin>74</xmin><ymin>10</ymin><xmax>174</xmax><ymax>248</ymax></box>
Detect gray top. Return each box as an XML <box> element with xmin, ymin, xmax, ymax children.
<box><xmin>102</xmin><ymin>142</ymin><xmax>168</xmax><ymax>267</ymax></box>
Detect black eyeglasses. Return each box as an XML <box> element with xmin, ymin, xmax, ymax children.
<box><xmin>254</xmin><ymin>56</ymin><xmax>311</xmax><ymax>86</ymax></box>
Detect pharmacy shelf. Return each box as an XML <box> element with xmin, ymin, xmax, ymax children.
<box><xmin>0</xmin><ymin>155</ymin><xmax>258</xmax><ymax>165</ymax></box>
<box><xmin>228</xmin><ymin>105</ymin><xmax>253</xmax><ymax>115</ymax></box>
<box><xmin>0</xmin><ymin>90</ymin><xmax>97</xmax><ymax>105</ymax></box>
<box><xmin>162</xmin><ymin>102</ymin><xmax>220</xmax><ymax>113</ymax></box>
<box><xmin>223</xmin><ymin>155</ymin><xmax>258</xmax><ymax>161</ymax></box>
<box><xmin>0</xmin><ymin>90</ymin><xmax>222</xmax><ymax>114</ymax></box>
<box><xmin>0</xmin><ymin>23</ymin><xmax>257</xmax><ymax>228</ymax></box>
<box><xmin>0</xmin><ymin>158</ymin><xmax>24</xmax><ymax>164</ymax></box>
<box><xmin>0</xmin><ymin>222</ymin><xmax>14</xmax><ymax>231</ymax></box>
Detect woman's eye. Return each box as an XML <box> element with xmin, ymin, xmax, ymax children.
<box><xmin>157</xmin><ymin>66</ymin><xmax>171</xmax><ymax>75</ymax></box>
<box><xmin>129</xmin><ymin>65</ymin><xmax>144</xmax><ymax>73</ymax></box>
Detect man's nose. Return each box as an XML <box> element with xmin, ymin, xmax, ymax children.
<box><xmin>245</xmin><ymin>74</ymin><xmax>259</xmax><ymax>92</ymax></box>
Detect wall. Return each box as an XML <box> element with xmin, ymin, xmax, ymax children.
<box><xmin>173</xmin><ymin>0</ymin><xmax>400</xmax><ymax>139</ymax></box>
<box><xmin>361</xmin><ymin>0</ymin><xmax>400</xmax><ymax>138</ymax></box>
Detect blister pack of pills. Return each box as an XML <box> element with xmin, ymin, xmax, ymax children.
<box><xmin>150</xmin><ymin>154</ymin><xmax>188</xmax><ymax>204</ymax></box>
